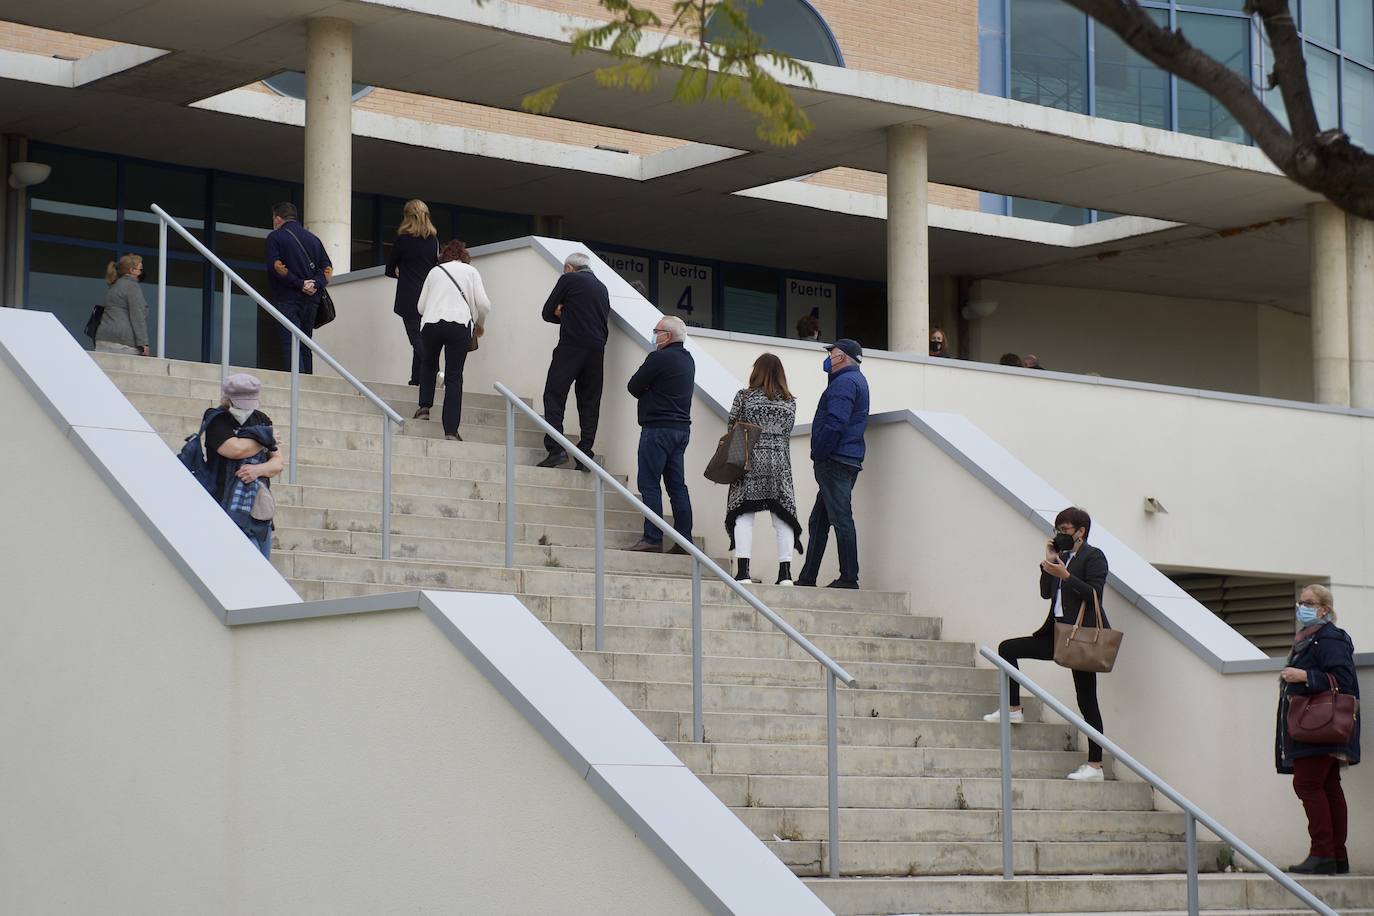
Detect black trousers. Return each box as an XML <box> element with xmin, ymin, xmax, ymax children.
<box><xmin>542</xmin><ymin>342</ymin><xmax>604</xmax><ymax>455</ymax></box>
<box><xmin>998</xmin><ymin>619</ymin><xmax>1105</xmax><ymax>763</ymax></box>
<box><xmin>277</xmin><ymin>298</ymin><xmax>318</xmax><ymax>374</ymax></box>
<box><xmin>418</xmin><ymin>320</ymin><xmax>471</xmax><ymax>436</ymax></box>
<box><xmin>400</xmin><ymin>313</ymin><xmax>424</xmax><ymax>384</ymax></box>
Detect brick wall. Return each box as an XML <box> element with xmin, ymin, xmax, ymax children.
<box><xmin>0</xmin><ymin>22</ymin><xmax>115</xmax><ymax>58</ymax></box>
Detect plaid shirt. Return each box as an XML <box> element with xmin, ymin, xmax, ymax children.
<box><xmin>224</xmin><ymin>449</ymin><xmax>271</xmax><ymax>514</ymax></box>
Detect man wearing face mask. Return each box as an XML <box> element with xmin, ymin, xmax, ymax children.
<box><xmin>795</xmin><ymin>339</ymin><xmax>869</xmax><ymax>589</ymax></box>
<box><xmin>984</xmin><ymin>507</ymin><xmax>1111</xmax><ymax>781</ymax></box>
<box><xmin>929</xmin><ymin>327</ymin><xmax>953</xmax><ymax>359</ymax></box>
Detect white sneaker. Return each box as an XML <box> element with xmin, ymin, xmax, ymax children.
<box><xmin>982</xmin><ymin>709</ymin><xmax>1023</xmax><ymax>724</ymax></box>
<box><xmin>1066</xmin><ymin>764</ymin><xmax>1105</xmax><ymax>781</ymax></box>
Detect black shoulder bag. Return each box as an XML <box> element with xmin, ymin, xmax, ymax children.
<box><xmin>437</xmin><ymin>264</ymin><xmax>480</xmax><ymax>352</ymax></box>
<box><xmin>283</xmin><ymin>227</ymin><xmax>336</xmax><ymax>329</ymax></box>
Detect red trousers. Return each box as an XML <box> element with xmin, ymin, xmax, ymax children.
<box><xmin>1292</xmin><ymin>754</ymin><xmax>1347</xmax><ymax>859</ymax></box>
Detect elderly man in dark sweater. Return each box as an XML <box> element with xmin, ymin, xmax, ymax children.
<box><xmin>537</xmin><ymin>252</ymin><xmax>612</xmax><ymax>469</ymax></box>
<box><xmin>624</xmin><ymin>316</ymin><xmax>695</xmax><ymax>553</ymax></box>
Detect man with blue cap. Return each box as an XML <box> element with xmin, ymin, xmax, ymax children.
<box><xmin>796</xmin><ymin>338</ymin><xmax>870</xmax><ymax>589</ymax></box>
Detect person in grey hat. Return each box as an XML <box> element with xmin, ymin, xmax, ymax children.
<box><xmin>795</xmin><ymin>338</ymin><xmax>870</xmax><ymax>589</ymax></box>
<box><xmin>203</xmin><ymin>373</ymin><xmax>283</xmax><ymax>557</ymax></box>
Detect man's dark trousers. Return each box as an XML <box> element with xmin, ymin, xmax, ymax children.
<box><xmin>277</xmin><ymin>298</ymin><xmax>319</xmax><ymax>375</ymax></box>
<box><xmin>637</xmin><ymin>427</ymin><xmax>692</xmax><ymax>546</ymax></box>
<box><xmin>797</xmin><ymin>458</ymin><xmax>861</xmax><ymax>584</ymax></box>
<box><xmin>542</xmin><ymin>341</ymin><xmax>604</xmax><ymax>455</ymax></box>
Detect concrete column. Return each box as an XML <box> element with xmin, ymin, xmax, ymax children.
<box><xmin>886</xmin><ymin>123</ymin><xmax>929</xmax><ymax>354</ymax></box>
<box><xmin>1348</xmin><ymin>215</ymin><xmax>1374</xmax><ymax>408</ymax></box>
<box><xmin>1310</xmin><ymin>202</ymin><xmax>1350</xmax><ymax>405</ymax></box>
<box><xmin>304</xmin><ymin>18</ymin><xmax>352</xmax><ymax>272</ymax></box>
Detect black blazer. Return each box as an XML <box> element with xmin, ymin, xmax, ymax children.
<box><xmin>1037</xmin><ymin>543</ymin><xmax>1109</xmax><ymax>632</ymax></box>
<box><xmin>387</xmin><ymin>233</ymin><xmax>439</xmax><ymax>321</ymax></box>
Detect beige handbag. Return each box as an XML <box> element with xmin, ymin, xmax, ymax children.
<box><xmin>1053</xmin><ymin>588</ymin><xmax>1122</xmax><ymax>673</ymax></box>
<box><xmin>250</xmin><ymin>480</ymin><xmax>276</xmax><ymax>522</ymax></box>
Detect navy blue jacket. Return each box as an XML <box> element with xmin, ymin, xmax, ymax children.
<box><xmin>265</xmin><ymin>221</ymin><xmax>331</xmax><ymax>306</ymax></box>
<box><xmin>810</xmin><ymin>365</ymin><xmax>870</xmax><ymax>466</ymax></box>
<box><xmin>627</xmin><ymin>342</ymin><xmax>694</xmax><ymax>429</ymax></box>
<box><xmin>1275</xmin><ymin>620</ymin><xmax>1361</xmax><ymax>773</ymax></box>
<box><xmin>542</xmin><ymin>268</ymin><xmax>610</xmax><ymax>349</ymax></box>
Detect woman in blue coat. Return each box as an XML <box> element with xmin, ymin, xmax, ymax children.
<box><xmin>1276</xmin><ymin>584</ymin><xmax>1360</xmax><ymax>875</ymax></box>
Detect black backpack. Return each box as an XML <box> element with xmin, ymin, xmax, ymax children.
<box><xmin>178</xmin><ymin>407</ymin><xmax>226</xmax><ymax>493</ymax></box>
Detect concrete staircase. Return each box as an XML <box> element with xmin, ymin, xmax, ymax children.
<box><xmin>90</xmin><ymin>350</ymin><xmax>1372</xmax><ymax>916</ymax></box>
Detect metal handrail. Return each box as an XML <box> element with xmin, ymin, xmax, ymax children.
<box><xmin>495</xmin><ymin>381</ymin><xmax>857</xmax><ymax>876</ymax></box>
<box><xmin>978</xmin><ymin>647</ymin><xmax>1338</xmax><ymax>916</ymax></box>
<box><xmin>150</xmin><ymin>205</ymin><xmax>404</xmax><ymax>559</ymax></box>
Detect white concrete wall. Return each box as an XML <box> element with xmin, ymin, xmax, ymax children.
<box><xmin>968</xmin><ymin>279</ymin><xmax>1314</xmax><ymax>401</ymax></box>
<box><xmin>0</xmin><ymin>352</ymin><xmax>718</xmax><ymax>916</ymax></box>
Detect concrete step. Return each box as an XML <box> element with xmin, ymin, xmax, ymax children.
<box><xmin>805</xmin><ymin>874</ymin><xmax>1373</xmax><ymax>914</ymax></box>
<box><xmin>290</xmin><ymin>444</ymin><xmax>624</xmax><ymax>488</ymax></box>
<box><xmin>280</xmin><ymin>464</ymin><xmax>639</xmax><ymax>509</ymax></box>
<box><xmin>577</xmin><ymin>650</ymin><xmax>996</xmax><ymax>693</ymax></box>
<box><xmin>697</xmin><ymin>774</ymin><xmax>1154</xmax><ymax>812</ymax></box>
<box><xmin>628</xmin><ymin>707</ymin><xmax>1075</xmax><ymax>750</ymax></box>
<box><xmin>778</xmin><ymin>840</ymin><xmax>1226</xmax><ymax>879</ymax></box>
<box><xmin>666</xmin><ymin>742</ymin><xmax>1098</xmax><ymax>780</ymax></box>
<box><xmin>536</xmin><ymin>594</ymin><xmax>943</xmax><ymax>641</ymax></box>
<box><xmin>736</xmin><ymin>806</ymin><xmax>1186</xmax><ymax>844</ymax></box>
<box><xmin>271</xmin><ymin>527</ymin><xmax>725</xmax><ymax>577</ymax></box>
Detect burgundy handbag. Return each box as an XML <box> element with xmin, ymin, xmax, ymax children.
<box><xmin>1287</xmin><ymin>672</ymin><xmax>1359</xmax><ymax>744</ymax></box>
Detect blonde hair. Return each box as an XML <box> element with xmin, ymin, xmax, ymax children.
<box><xmin>105</xmin><ymin>254</ymin><xmax>142</xmax><ymax>286</ymax></box>
<box><xmin>1302</xmin><ymin>584</ymin><xmax>1337</xmax><ymax>621</ymax></box>
<box><xmin>397</xmin><ymin>199</ymin><xmax>437</xmax><ymax>239</ymax></box>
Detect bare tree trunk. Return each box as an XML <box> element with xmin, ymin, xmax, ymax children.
<box><xmin>1057</xmin><ymin>0</ymin><xmax>1374</xmax><ymax>219</ymax></box>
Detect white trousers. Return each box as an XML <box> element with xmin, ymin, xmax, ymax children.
<box><xmin>733</xmin><ymin>511</ymin><xmax>793</xmax><ymax>562</ymax></box>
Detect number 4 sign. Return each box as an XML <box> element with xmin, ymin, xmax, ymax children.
<box><xmin>657</xmin><ymin>259</ymin><xmax>713</xmax><ymax>324</ymax></box>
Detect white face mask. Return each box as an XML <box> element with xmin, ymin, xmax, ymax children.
<box><xmin>228</xmin><ymin>406</ymin><xmax>254</xmax><ymax>424</ymax></box>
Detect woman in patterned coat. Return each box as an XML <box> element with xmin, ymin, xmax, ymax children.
<box><xmin>726</xmin><ymin>353</ymin><xmax>803</xmax><ymax>585</ymax></box>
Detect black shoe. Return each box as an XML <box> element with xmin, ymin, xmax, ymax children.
<box><xmin>776</xmin><ymin>562</ymin><xmax>794</xmax><ymax>586</ymax></box>
<box><xmin>444</xmin><ymin>433</ymin><xmax>462</xmax><ymax>441</ymax></box>
<box><xmin>794</xmin><ymin>578</ymin><xmax>817</xmax><ymax>588</ymax></box>
<box><xmin>575</xmin><ymin>456</ymin><xmax>594</xmax><ymax>472</ymax></box>
<box><xmin>1289</xmin><ymin>855</ymin><xmax>1340</xmax><ymax>874</ymax></box>
<box><xmin>665</xmin><ymin>543</ymin><xmax>689</xmax><ymax>555</ymax></box>
<box><xmin>536</xmin><ymin>452</ymin><xmax>569</xmax><ymax>469</ymax></box>
<box><xmin>413</xmin><ymin>407</ymin><xmax>430</xmax><ymax>420</ymax></box>
<box><xmin>734</xmin><ymin>558</ymin><xmax>752</xmax><ymax>582</ymax></box>
<box><xmin>1337</xmin><ymin>858</ymin><xmax>1351</xmax><ymax>874</ymax></box>
<box><xmin>624</xmin><ymin>539</ymin><xmax>661</xmax><ymax>553</ymax></box>
<box><xmin>826</xmin><ymin>578</ymin><xmax>859</xmax><ymax>589</ymax></box>
<box><xmin>407</xmin><ymin>379</ymin><xmax>419</xmax><ymax>386</ymax></box>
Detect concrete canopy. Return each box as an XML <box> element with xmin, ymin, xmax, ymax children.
<box><xmin>0</xmin><ymin>0</ymin><xmax>1322</xmax><ymax>229</ymax></box>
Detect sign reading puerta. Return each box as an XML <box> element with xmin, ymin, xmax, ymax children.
<box><xmin>657</xmin><ymin>259</ymin><xmax>713</xmax><ymax>328</ymax></box>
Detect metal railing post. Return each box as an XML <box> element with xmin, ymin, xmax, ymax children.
<box><xmin>999</xmin><ymin>669</ymin><xmax>1014</xmax><ymax>879</ymax></box>
<box><xmin>156</xmin><ymin>219</ymin><xmax>167</xmax><ymax>357</ymax></box>
<box><xmin>827</xmin><ymin>669</ymin><xmax>840</xmax><ymax>879</ymax></box>
<box><xmin>505</xmin><ymin>399</ymin><xmax>515</xmax><ymax>569</ymax></box>
<box><xmin>220</xmin><ymin>271</ymin><xmax>231</xmax><ymax>382</ymax></box>
<box><xmin>595</xmin><ymin>476</ymin><xmax>605</xmax><ymax>651</ymax></box>
<box><xmin>1186</xmin><ymin>814</ymin><xmax>1199</xmax><ymax>916</ymax></box>
<box><xmin>382</xmin><ymin>416</ymin><xmax>393</xmax><ymax>561</ymax></box>
<box><xmin>288</xmin><ymin>340</ymin><xmax>300</xmax><ymax>485</ymax></box>
<box><xmin>692</xmin><ymin>557</ymin><xmax>703</xmax><ymax>744</ymax></box>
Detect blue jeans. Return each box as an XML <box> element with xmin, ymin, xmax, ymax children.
<box><xmin>277</xmin><ymin>298</ymin><xmax>319</xmax><ymax>374</ymax></box>
<box><xmin>637</xmin><ymin>427</ymin><xmax>692</xmax><ymax>546</ymax></box>
<box><xmin>797</xmin><ymin>458</ymin><xmax>861</xmax><ymax>584</ymax></box>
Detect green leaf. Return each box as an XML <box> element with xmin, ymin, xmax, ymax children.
<box><xmin>521</xmin><ymin>83</ymin><xmax>564</xmax><ymax>115</ymax></box>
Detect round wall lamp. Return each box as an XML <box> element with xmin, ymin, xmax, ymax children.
<box><xmin>9</xmin><ymin>161</ymin><xmax>51</xmax><ymax>189</ymax></box>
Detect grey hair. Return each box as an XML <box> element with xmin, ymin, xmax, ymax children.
<box><xmin>564</xmin><ymin>252</ymin><xmax>591</xmax><ymax>270</ymax></box>
<box><xmin>659</xmin><ymin>316</ymin><xmax>687</xmax><ymax>342</ymax></box>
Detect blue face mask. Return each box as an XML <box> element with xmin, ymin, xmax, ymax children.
<box><xmin>1296</xmin><ymin>604</ymin><xmax>1321</xmax><ymax>626</ymax></box>
<box><xmin>822</xmin><ymin>356</ymin><xmax>832</xmax><ymax>373</ymax></box>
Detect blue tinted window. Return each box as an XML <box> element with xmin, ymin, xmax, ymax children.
<box><xmin>704</xmin><ymin>0</ymin><xmax>843</xmax><ymax>67</ymax></box>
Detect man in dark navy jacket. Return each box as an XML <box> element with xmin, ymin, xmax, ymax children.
<box><xmin>264</xmin><ymin>202</ymin><xmax>331</xmax><ymax>374</ymax></box>
<box><xmin>624</xmin><ymin>316</ymin><xmax>695</xmax><ymax>553</ymax></box>
<box><xmin>537</xmin><ymin>252</ymin><xmax>611</xmax><ymax>469</ymax></box>
<box><xmin>796</xmin><ymin>338</ymin><xmax>870</xmax><ymax>589</ymax></box>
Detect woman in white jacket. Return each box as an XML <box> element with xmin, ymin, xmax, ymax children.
<box><xmin>413</xmin><ymin>239</ymin><xmax>492</xmax><ymax>440</ymax></box>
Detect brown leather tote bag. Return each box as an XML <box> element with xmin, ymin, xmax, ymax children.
<box><xmin>1053</xmin><ymin>588</ymin><xmax>1123</xmax><ymax>674</ymax></box>
<box><xmin>1288</xmin><ymin>672</ymin><xmax>1359</xmax><ymax>744</ymax></box>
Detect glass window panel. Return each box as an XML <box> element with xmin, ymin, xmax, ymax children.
<box><xmin>261</xmin><ymin>71</ymin><xmax>373</xmax><ymax>101</ymax></box>
<box><xmin>1303</xmin><ymin>0</ymin><xmax>1338</xmax><ymax>47</ymax></box>
<box><xmin>839</xmin><ymin>284</ymin><xmax>887</xmax><ymax>351</ymax></box>
<box><xmin>1177</xmin><ymin>13</ymin><xmax>1249</xmax><ymax>143</ymax></box>
<box><xmin>1306</xmin><ymin>43</ymin><xmax>1340</xmax><ymax>129</ymax></box>
<box><xmin>1180</xmin><ymin>0</ymin><xmax>1245</xmax><ymax>8</ymax></box>
<box><xmin>1259</xmin><ymin>27</ymin><xmax>1292</xmax><ymax>129</ymax></box>
<box><xmin>721</xmin><ymin>266</ymin><xmax>778</xmax><ymax>336</ymax></box>
<box><xmin>351</xmin><ymin>193</ymin><xmax>377</xmax><ymax>270</ymax></box>
<box><xmin>1343</xmin><ymin>61</ymin><xmax>1374</xmax><ymax>149</ymax></box>
<box><xmin>207</xmin><ymin>267</ymin><xmax>275</xmax><ymax>370</ymax></box>
<box><xmin>454</xmin><ymin>208</ymin><xmax>531</xmax><ymax>247</ymax></box>
<box><xmin>124</xmin><ymin>161</ymin><xmax>207</xmax><ymax>253</ymax></box>
<box><xmin>1010</xmin><ymin>0</ymin><xmax>1088</xmax><ymax>113</ymax></box>
<box><xmin>702</xmin><ymin>0</ymin><xmax>843</xmax><ymax>67</ymax></box>
<box><xmin>1093</xmin><ymin>10</ymin><xmax>1170</xmax><ymax>128</ymax></box>
<box><xmin>1010</xmin><ymin>196</ymin><xmax>1091</xmax><ymax>225</ymax></box>
<box><xmin>213</xmin><ymin>174</ymin><xmax>296</xmax><ymax>265</ymax></box>
<box><xmin>27</xmin><ymin>147</ymin><xmax>117</xmax><ymax>243</ymax></box>
<box><xmin>26</xmin><ymin>241</ymin><xmax>115</xmax><ymax>344</ymax></box>
<box><xmin>137</xmin><ymin>254</ymin><xmax>205</xmax><ymax>361</ymax></box>
<box><xmin>1341</xmin><ymin>0</ymin><xmax>1374</xmax><ymax>63</ymax></box>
